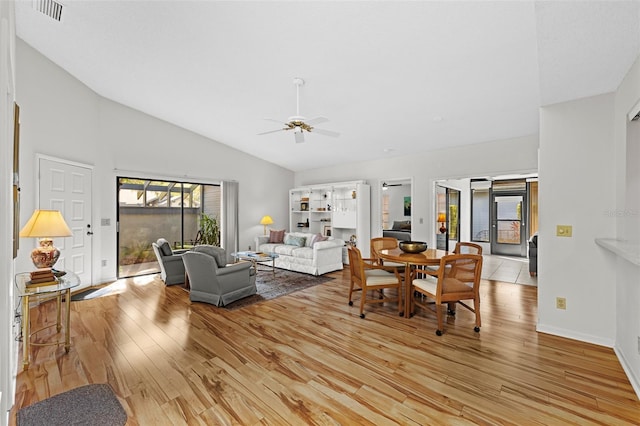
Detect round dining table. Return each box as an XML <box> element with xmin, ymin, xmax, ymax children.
<box><xmin>378</xmin><ymin>247</ymin><xmax>450</xmax><ymax>318</ymax></box>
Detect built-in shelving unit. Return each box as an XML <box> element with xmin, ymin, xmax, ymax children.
<box><xmin>289</xmin><ymin>181</ymin><xmax>371</xmax><ymax>260</ymax></box>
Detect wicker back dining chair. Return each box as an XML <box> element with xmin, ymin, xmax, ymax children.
<box><xmin>370</xmin><ymin>237</ymin><xmax>405</xmax><ymax>272</ymax></box>
<box><xmin>347</xmin><ymin>246</ymin><xmax>403</xmax><ymax>319</ymax></box>
<box><xmin>411</xmin><ymin>253</ymin><xmax>483</xmax><ymax>336</ymax></box>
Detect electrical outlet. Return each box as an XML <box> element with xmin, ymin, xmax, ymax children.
<box><xmin>101</xmin><ymin>259</ymin><xmax>107</xmax><ymax>267</ymax></box>
<box><xmin>556</xmin><ymin>297</ymin><xmax>567</xmax><ymax>310</ymax></box>
<box><xmin>556</xmin><ymin>225</ymin><xmax>572</xmax><ymax>237</ymax></box>
<box><xmin>637</xmin><ymin>336</ymin><xmax>640</xmax><ymax>355</ymax></box>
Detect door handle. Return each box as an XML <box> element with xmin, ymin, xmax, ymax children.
<box><xmin>87</xmin><ymin>224</ymin><xmax>93</xmax><ymax>236</ymax></box>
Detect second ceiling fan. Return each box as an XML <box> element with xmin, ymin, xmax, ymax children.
<box><xmin>258</xmin><ymin>78</ymin><xmax>340</xmax><ymax>143</ymax></box>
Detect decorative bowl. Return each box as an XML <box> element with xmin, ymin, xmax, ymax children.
<box><xmin>399</xmin><ymin>241</ymin><xmax>428</xmax><ymax>253</ymax></box>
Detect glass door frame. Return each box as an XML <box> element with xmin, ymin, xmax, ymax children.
<box><xmin>490</xmin><ymin>189</ymin><xmax>528</xmax><ymax>257</ymax></box>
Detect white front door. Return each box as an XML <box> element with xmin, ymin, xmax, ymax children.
<box><xmin>38</xmin><ymin>157</ymin><xmax>93</xmax><ymax>287</ymax></box>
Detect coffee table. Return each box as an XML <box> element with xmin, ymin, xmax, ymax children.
<box><xmin>232</xmin><ymin>251</ymin><xmax>279</xmax><ymax>274</ymax></box>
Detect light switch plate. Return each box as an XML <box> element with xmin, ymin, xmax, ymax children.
<box><xmin>556</xmin><ymin>225</ymin><xmax>572</xmax><ymax>237</ymax></box>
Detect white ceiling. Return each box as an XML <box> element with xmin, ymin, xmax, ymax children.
<box><xmin>15</xmin><ymin>1</ymin><xmax>640</xmax><ymax>172</ymax></box>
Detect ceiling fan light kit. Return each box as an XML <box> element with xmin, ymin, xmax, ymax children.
<box><xmin>258</xmin><ymin>77</ymin><xmax>340</xmax><ymax>143</ymax></box>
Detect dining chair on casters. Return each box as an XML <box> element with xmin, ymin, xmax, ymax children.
<box><xmin>347</xmin><ymin>246</ymin><xmax>403</xmax><ymax>319</ymax></box>
<box><xmin>447</xmin><ymin>241</ymin><xmax>483</xmax><ymax>314</ymax></box>
<box><xmin>370</xmin><ymin>237</ymin><xmax>405</xmax><ymax>273</ymax></box>
<box><xmin>453</xmin><ymin>241</ymin><xmax>483</xmax><ymax>255</ymax></box>
<box><xmin>410</xmin><ymin>253</ymin><xmax>483</xmax><ymax>336</ymax></box>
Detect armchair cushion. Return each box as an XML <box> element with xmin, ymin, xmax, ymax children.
<box><xmin>157</xmin><ymin>238</ymin><xmax>173</xmax><ymax>256</ymax></box>
<box><xmin>193</xmin><ymin>245</ymin><xmax>227</xmax><ymax>268</ymax></box>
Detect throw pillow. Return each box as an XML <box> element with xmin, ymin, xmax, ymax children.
<box><xmin>157</xmin><ymin>238</ymin><xmax>173</xmax><ymax>256</ymax></box>
<box><xmin>310</xmin><ymin>233</ymin><xmax>328</xmax><ymax>246</ymax></box>
<box><xmin>284</xmin><ymin>234</ymin><xmax>306</xmax><ymax>247</ymax></box>
<box><xmin>269</xmin><ymin>229</ymin><xmax>285</xmax><ymax>243</ymax></box>
<box><xmin>400</xmin><ymin>222</ymin><xmax>412</xmax><ymax>230</ymax></box>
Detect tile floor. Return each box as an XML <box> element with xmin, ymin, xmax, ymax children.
<box><xmin>482</xmin><ymin>254</ymin><xmax>537</xmax><ymax>285</ymax></box>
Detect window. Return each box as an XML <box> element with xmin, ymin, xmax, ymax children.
<box><xmin>117</xmin><ymin>177</ymin><xmax>220</xmax><ymax>278</ymax></box>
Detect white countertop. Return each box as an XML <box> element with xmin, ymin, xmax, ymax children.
<box><xmin>594</xmin><ymin>238</ymin><xmax>640</xmax><ymax>266</ymax></box>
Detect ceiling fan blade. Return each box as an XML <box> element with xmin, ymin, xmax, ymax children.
<box><xmin>305</xmin><ymin>116</ymin><xmax>329</xmax><ymax>126</ymax></box>
<box><xmin>311</xmin><ymin>128</ymin><xmax>340</xmax><ymax>137</ymax></box>
<box><xmin>257</xmin><ymin>128</ymin><xmax>286</xmax><ymax>135</ymax></box>
<box><xmin>294</xmin><ymin>130</ymin><xmax>305</xmax><ymax>144</ymax></box>
<box><xmin>264</xmin><ymin>117</ymin><xmax>288</xmax><ymax>125</ymax></box>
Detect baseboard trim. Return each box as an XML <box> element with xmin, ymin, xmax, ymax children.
<box><xmin>614</xmin><ymin>346</ymin><xmax>640</xmax><ymax>400</ymax></box>
<box><xmin>536</xmin><ymin>323</ymin><xmax>615</xmax><ymax>347</ymax></box>
<box><xmin>536</xmin><ymin>324</ymin><xmax>640</xmax><ymax>399</ymax></box>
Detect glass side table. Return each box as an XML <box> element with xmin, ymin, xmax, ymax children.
<box><xmin>15</xmin><ymin>271</ymin><xmax>80</xmax><ymax>370</ymax></box>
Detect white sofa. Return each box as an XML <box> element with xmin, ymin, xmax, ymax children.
<box><xmin>255</xmin><ymin>232</ymin><xmax>345</xmax><ymax>276</ymax></box>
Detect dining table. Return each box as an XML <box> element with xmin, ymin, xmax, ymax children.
<box><xmin>378</xmin><ymin>247</ymin><xmax>451</xmax><ymax>318</ymax></box>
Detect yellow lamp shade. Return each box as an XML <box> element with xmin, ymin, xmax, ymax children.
<box><xmin>20</xmin><ymin>210</ymin><xmax>72</xmax><ymax>238</ymax></box>
<box><xmin>260</xmin><ymin>215</ymin><xmax>274</xmax><ymax>235</ymax></box>
<box><xmin>437</xmin><ymin>213</ymin><xmax>446</xmax><ymax>223</ymax></box>
<box><xmin>259</xmin><ymin>215</ymin><xmax>274</xmax><ymax>226</ymax></box>
<box><xmin>20</xmin><ymin>209</ymin><xmax>72</xmax><ymax>268</ymax></box>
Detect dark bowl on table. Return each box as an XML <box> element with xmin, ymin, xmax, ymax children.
<box><xmin>399</xmin><ymin>241</ymin><xmax>428</xmax><ymax>253</ymax></box>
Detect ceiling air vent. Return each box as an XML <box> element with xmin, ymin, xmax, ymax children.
<box><xmin>33</xmin><ymin>0</ymin><xmax>63</xmax><ymax>22</ymax></box>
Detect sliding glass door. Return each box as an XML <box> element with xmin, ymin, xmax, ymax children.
<box><xmin>117</xmin><ymin>177</ymin><xmax>220</xmax><ymax>278</ymax></box>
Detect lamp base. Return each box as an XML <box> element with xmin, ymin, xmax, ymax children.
<box><xmin>30</xmin><ymin>238</ymin><xmax>60</xmax><ymax>268</ymax></box>
<box><xmin>439</xmin><ymin>224</ymin><xmax>447</xmax><ymax>234</ymax></box>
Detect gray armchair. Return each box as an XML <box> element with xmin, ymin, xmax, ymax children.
<box><xmin>183</xmin><ymin>245</ymin><xmax>257</xmax><ymax>306</ymax></box>
<box><xmin>528</xmin><ymin>233</ymin><xmax>538</xmax><ymax>276</ymax></box>
<box><xmin>152</xmin><ymin>238</ymin><xmax>186</xmax><ymax>285</ymax></box>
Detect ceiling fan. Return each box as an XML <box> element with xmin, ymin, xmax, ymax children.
<box><xmin>382</xmin><ymin>182</ymin><xmax>404</xmax><ymax>190</ymax></box>
<box><xmin>258</xmin><ymin>78</ymin><xmax>340</xmax><ymax>143</ymax></box>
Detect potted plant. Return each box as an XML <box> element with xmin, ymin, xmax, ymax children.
<box><xmin>199</xmin><ymin>213</ymin><xmax>220</xmax><ymax>246</ymax></box>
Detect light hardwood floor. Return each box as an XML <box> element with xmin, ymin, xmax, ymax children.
<box><xmin>11</xmin><ymin>269</ymin><xmax>640</xmax><ymax>425</ymax></box>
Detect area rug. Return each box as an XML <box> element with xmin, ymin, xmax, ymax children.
<box><xmin>71</xmin><ymin>281</ymin><xmax>126</xmax><ymax>301</ymax></box>
<box><xmin>17</xmin><ymin>383</ymin><xmax>127</xmax><ymax>426</ymax></box>
<box><xmin>223</xmin><ymin>268</ymin><xmax>334</xmax><ymax>310</ymax></box>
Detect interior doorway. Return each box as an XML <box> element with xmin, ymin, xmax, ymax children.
<box><xmin>380</xmin><ymin>178</ymin><xmax>412</xmax><ymax>239</ymax></box>
<box><xmin>435</xmin><ymin>175</ymin><xmax>537</xmax><ymax>257</ymax></box>
<box><xmin>435</xmin><ymin>184</ymin><xmax>460</xmax><ymax>252</ymax></box>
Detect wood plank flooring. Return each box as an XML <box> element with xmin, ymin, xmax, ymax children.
<box><xmin>10</xmin><ymin>269</ymin><xmax>640</xmax><ymax>425</ymax></box>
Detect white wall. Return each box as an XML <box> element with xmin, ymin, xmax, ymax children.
<box><xmin>612</xmin><ymin>53</ymin><xmax>640</xmax><ymax>396</ymax></box>
<box><xmin>15</xmin><ymin>39</ymin><xmax>294</xmax><ymax>284</ymax></box>
<box><xmin>295</xmin><ymin>135</ymin><xmax>538</xmax><ymax>249</ymax></box>
<box><xmin>538</xmin><ymin>93</ymin><xmax>616</xmax><ymax>346</ymax></box>
<box><xmin>0</xmin><ymin>2</ymin><xmax>17</xmax><ymax>423</ymax></box>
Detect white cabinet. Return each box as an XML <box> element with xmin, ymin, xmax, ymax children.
<box><xmin>289</xmin><ymin>181</ymin><xmax>371</xmax><ymax>259</ymax></box>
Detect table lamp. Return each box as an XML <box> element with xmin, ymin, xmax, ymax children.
<box><xmin>19</xmin><ymin>209</ymin><xmax>72</xmax><ymax>268</ymax></box>
<box><xmin>260</xmin><ymin>215</ymin><xmax>274</xmax><ymax>235</ymax></box>
<box><xmin>437</xmin><ymin>213</ymin><xmax>447</xmax><ymax>234</ymax></box>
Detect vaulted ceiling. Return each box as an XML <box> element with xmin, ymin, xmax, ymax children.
<box><xmin>15</xmin><ymin>1</ymin><xmax>640</xmax><ymax>171</ymax></box>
